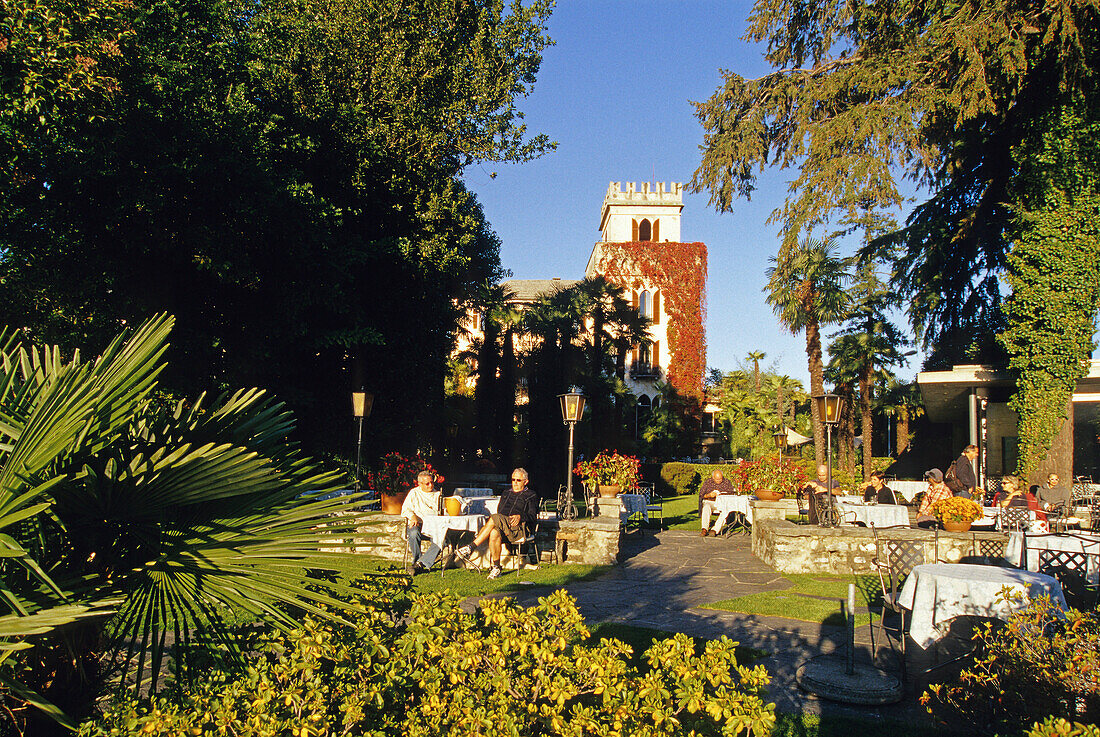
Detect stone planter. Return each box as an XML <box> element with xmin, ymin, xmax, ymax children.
<box><xmin>380</xmin><ymin>490</ymin><xmax>409</xmax><ymax>515</ymax></box>
<box><xmin>598</xmin><ymin>484</ymin><xmax>622</xmax><ymax>498</ymax></box>
<box><xmin>942</xmin><ymin>520</ymin><xmax>973</xmax><ymax>533</ymax></box>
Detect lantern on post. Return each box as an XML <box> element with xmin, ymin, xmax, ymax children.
<box><xmin>772</xmin><ymin>428</ymin><xmax>787</xmax><ymax>457</ymax></box>
<box><xmin>558</xmin><ymin>391</ymin><xmax>586</xmax><ymax>520</ymax></box>
<box><xmin>813</xmin><ymin>393</ymin><xmax>843</xmax><ymax>526</ymax></box>
<box><xmin>352</xmin><ymin>390</ymin><xmax>374</xmax><ymax>495</ymax></box>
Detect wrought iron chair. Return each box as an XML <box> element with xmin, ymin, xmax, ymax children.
<box><xmin>506</xmin><ymin>519</ymin><xmax>542</xmax><ymax>580</ymax></box>
<box><xmin>795</xmin><ymin>490</ymin><xmax>810</xmax><ymax>524</ymax></box>
<box><xmin>637</xmin><ymin>482</ymin><xmax>663</xmax><ymax>527</ymax></box>
<box><xmin>1000</xmin><ymin>506</ymin><xmax>1031</xmax><ymax>532</ymax></box>
<box><xmin>1090</xmin><ymin>496</ymin><xmax>1100</xmax><ymax>534</ymax></box>
<box><xmin>870</xmin><ymin>525</ymin><xmax>925</xmax><ymax>680</ymax></box>
<box><xmin>812</xmin><ymin>492</ymin><xmax>842</xmax><ymax>527</ymax></box>
<box><xmin>1036</xmin><ymin>546</ymin><xmax>1099</xmax><ymax>609</ymax></box>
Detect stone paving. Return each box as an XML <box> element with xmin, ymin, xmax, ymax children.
<box><xmin>477</xmin><ymin>528</ymin><xmax>950</xmax><ymax>726</ymax></box>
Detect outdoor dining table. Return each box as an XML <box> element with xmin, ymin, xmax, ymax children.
<box><xmin>837</xmin><ymin>501</ymin><xmax>909</xmax><ymax>527</ymax></box>
<box><xmin>420</xmin><ymin>514</ymin><xmax>486</xmax><ymax>550</ymax></box>
<box><xmin>460</xmin><ymin>495</ymin><xmax>499</xmax><ymax>516</ymax></box>
<box><xmin>453</xmin><ymin>487</ymin><xmax>494</xmax><ymax>498</ymax></box>
<box><xmin>713</xmin><ymin>494</ymin><xmax>754</xmax><ymax>529</ymax></box>
<box><xmin>1004</xmin><ymin>531</ymin><xmax>1100</xmax><ymax>583</ymax></box>
<box><xmin>897</xmin><ymin>563</ymin><xmax>1067</xmax><ymax>649</ymax></box>
<box><xmin>890</xmin><ymin>480</ymin><xmax>927</xmax><ymax>503</ymax></box>
<box><xmin>619</xmin><ymin>493</ymin><xmax>648</xmax><ymax>523</ymax></box>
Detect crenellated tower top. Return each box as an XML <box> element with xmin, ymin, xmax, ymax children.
<box><xmin>599</xmin><ymin>181</ymin><xmax>684</xmax><ymax>243</ymax></box>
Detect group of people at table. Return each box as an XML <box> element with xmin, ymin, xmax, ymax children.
<box><xmin>400</xmin><ymin>468</ymin><xmax>538</xmax><ymax>579</ymax></box>
<box><xmin>698</xmin><ymin>443</ymin><xmax>1082</xmax><ymax>535</ymax></box>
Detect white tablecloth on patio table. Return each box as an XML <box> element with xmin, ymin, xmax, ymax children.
<box><xmin>837</xmin><ymin>502</ymin><xmax>910</xmax><ymax>528</ymax></box>
<box><xmin>714</xmin><ymin>494</ymin><xmax>754</xmax><ymax>528</ymax></box>
<box><xmin>890</xmin><ymin>481</ymin><xmax>927</xmax><ymax>502</ymax></box>
<box><xmin>619</xmin><ymin>493</ymin><xmax>647</xmax><ymax>522</ymax></box>
<box><xmin>419</xmin><ymin>514</ymin><xmax>486</xmax><ymax>547</ymax></box>
<box><xmin>453</xmin><ymin>487</ymin><xmax>494</xmax><ymax>498</ymax></box>
<box><xmin>1004</xmin><ymin>532</ymin><xmax>1100</xmax><ymax>582</ymax></box>
<box><xmin>897</xmin><ymin>563</ymin><xmax>1067</xmax><ymax>649</ymax></box>
<box><xmin>460</xmin><ymin>496</ymin><xmax>500</xmax><ymax>516</ymax></box>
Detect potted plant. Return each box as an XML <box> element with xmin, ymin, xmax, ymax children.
<box><xmin>367</xmin><ymin>452</ymin><xmax>441</xmax><ymax>514</ymax></box>
<box><xmin>932</xmin><ymin>496</ymin><xmax>983</xmax><ymax>532</ymax></box>
<box><xmin>574</xmin><ymin>451</ymin><xmax>641</xmax><ymax>498</ymax></box>
<box><xmin>732</xmin><ymin>456</ymin><xmax>806</xmax><ymax>501</ymax></box>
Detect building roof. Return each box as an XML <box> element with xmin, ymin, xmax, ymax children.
<box><xmin>502</xmin><ymin>278</ymin><xmax>579</xmax><ymax>304</ymax></box>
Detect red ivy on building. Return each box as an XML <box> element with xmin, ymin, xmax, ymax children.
<box><xmin>594</xmin><ymin>241</ymin><xmax>707</xmax><ymax>402</ymax></box>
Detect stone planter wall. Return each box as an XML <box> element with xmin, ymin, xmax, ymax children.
<box><xmin>335</xmin><ymin>513</ymin><xmax>621</xmax><ymax>568</ymax></box>
<box><xmin>752</xmin><ymin>518</ymin><xmax>1009</xmax><ymax>574</ymax></box>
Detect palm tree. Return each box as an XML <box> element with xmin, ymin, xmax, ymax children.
<box><xmin>766</xmin><ymin>238</ymin><xmax>850</xmax><ymax>466</ymax></box>
<box><xmin>0</xmin><ymin>316</ymin><xmax>364</xmax><ymax>729</ymax></box>
<box><xmin>746</xmin><ymin>351</ymin><xmax>767</xmax><ymax>394</ymax></box>
<box><xmin>882</xmin><ymin>379</ymin><xmax>925</xmax><ymax>456</ymax></box>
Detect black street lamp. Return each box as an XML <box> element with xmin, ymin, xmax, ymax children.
<box><xmin>772</xmin><ymin>428</ymin><xmax>787</xmax><ymax>457</ymax></box>
<box><xmin>558</xmin><ymin>391</ymin><xmax>585</xmax><ymax>520</ymax></box>
<box><xmin>352</xmin><ymin>390</ymin><xmax>374</xmax><ymax>495</ymax></box>
<box><xmin>813</xmin><ymin>393</ymin><xmax>843</xmax><ymax>526</ymax></box>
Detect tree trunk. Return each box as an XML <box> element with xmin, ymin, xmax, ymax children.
<box><xmin>805</xmin><ymin>321</ymin><xmax>825</xmax><ymax>467</ymax></box>
<box><xmin>896</xmin><ymin>407</ymin><xmax>910</xmax><ymax>455</ymax></box>
<box><xmin>860</xmin><ymin>362</ymin><xmax>873</xmax><ymax>481</ymax></box>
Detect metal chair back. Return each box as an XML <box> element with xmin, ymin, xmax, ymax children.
<box><xmin>1037</xmin><ymin>547</ymin><xmax>1099</xmax><ymax>609</ymax></box>
<box><xmin>1000</xmin><ymin>506</ymin><xmax>1030</xmax><ymax>532</ymax></box>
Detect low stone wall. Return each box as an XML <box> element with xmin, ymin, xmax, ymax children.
<box><xmin>335</xmin><ymin>513</ymin><xmax>621</xmax><ymax>568</ymax></box>
<box><xmin>752</xmin><ymin>518</ymin><xmax>1009</xmax><ymax>574</ymax></box>
<box><xmin>751</xmin><ymin>498</ymin><xmax>799</xmax><ymax>524</ymax></box>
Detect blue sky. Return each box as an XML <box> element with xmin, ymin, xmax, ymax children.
<box><xmin>463</xmin><ymin>0</ymin><xmax>924</xmax><ymax>388</ymax></box>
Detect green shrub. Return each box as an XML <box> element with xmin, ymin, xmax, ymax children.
<box><xmin>1028</xmin><ymin>717</ymin><xmax>1100</xmax><ymax>737</ymax></box>
<box><xmin>81</xmin><ymin>576</ymin><xmax>776</xmax><ymax>736</ymax></box>
<box><xmin>659</xmin><ymin>462</ymin><xmax>729</xmax><ymax>497</ymax></box>
<box><xmin>921</xmin><ymin>597</ymin><xmax>1099</xmax><ymax>735</ymax></box>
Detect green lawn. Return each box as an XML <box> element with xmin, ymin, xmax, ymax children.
<box><xmin>702</xmin><ymin>573</ymin><xmax>881</xmax><ymax>627</ymax></box>
<box><xmin>661</xmin><ymin>493</ymin><xmax>704</xmax><ymax>530</ymax></box>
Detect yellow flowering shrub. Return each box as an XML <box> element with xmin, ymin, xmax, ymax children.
<box><xmin>931</xmin><ymin>496</ymin><xmax>983</xmax><ymax>523</ymax></box>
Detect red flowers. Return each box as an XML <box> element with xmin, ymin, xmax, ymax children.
<box><xmin>366</xmin><ymin>452</ymin><xmax>439</xmax><ymax>496</ymax></box>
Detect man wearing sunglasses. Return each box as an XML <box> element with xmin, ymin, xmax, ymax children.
<box><xmin>457</xmin><ymin>468</ymin><xmax>538</xmax><ymax>579</ymax></box>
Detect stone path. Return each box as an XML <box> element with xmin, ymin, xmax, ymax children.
<box><xmin>476</xmin><ymin>528</ymin><xmax>948</xmax><ymax>726</ymax></box>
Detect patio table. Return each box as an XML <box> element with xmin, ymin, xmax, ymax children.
<box><xmin>714</xmin><ymin>494</ymin><xmax>754</xmax><ymax>529</ymax></box>
<box><xmin>897</xmin><ymin>563</ymin><xmax>1066</xmax><ymax>648</ymax></box>
<box><xmin>453</xmin><ymin>487</ymin><xmax>494</xmax><ymax>498</ymax></box>
<box><xmin>420</xmin><ymin>514</ymin><xmax>486</xmax><ymax>550</ymax></box>
<box><xmin>460</xmin><ymin>496</ymin><xmax>499</xmax><ymax>516</ymax></box>
<box><xmin>890</xmin><ymin>481</ymin><xmax>927</xmax><ymax>503</ymax></box>
<box><xmin>619</xmin><ymin>493</ymin><xmax>647</xmax><ymax>523</ymax></box>
<box><xmin>1004</xmin><ymin>532</ymin><xmax>1100</xmax><ymax>582</ymax></box>
<box><xmin>837</xmin><ymin>501</ymin><xmax>909</xmax><ymax>527</ymax></box>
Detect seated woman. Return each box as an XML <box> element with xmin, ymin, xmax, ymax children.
<box><xmin>992</xmin><ymin>476</ymin><xmax>1047</xmax><ymax>523</ymax></box>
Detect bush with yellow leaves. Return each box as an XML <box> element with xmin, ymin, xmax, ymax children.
<box><xmin>79</xmin><ymin>574</ymin><xmax>775</xmax><ymax>736</ymax></box>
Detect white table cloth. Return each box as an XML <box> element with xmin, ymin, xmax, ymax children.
<box><xmin>897</xmin><ymin>563</ymin><xmax>1066</xmax><ymax>648</ymax></box>
<box><xmin>891</xmin><ymin>481</ymin><xmax>927</xmax><ymax>502</ymax></box>
<box><xmin>837</xmin><ymin>501</ymin><xmax>910</xmax><ymax>527</ymax></box>
<box><xmin>453</xmin><ymin>487</ymin><xmax>494</xmax><ymax>498</ymax></box>
<box><xmin>619</xmin><ymin>493</ymin><xmax>647</xmax><ymax>522</ymax></box>
<box><xmin>1004</xmin><ymin>532</ymin><xmax>1100</xmax><ymax>582</ymax></box>
<box><xmin>419</xmin><ymin>514</ymin><xmax>486</xmax><ymax>547</ymax></box>
<box><xmin>713</xmin><ymin>494</ymin><xmax>754</xmax><ymax>528</ymax></box>
<box><xmin>460</xmin><ymin>496</ymin><xmax>499</xmax><ymax>516</ymax></box>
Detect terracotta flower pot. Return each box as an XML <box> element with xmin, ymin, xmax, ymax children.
<box><xmin>598</xmin><ymin>484</ymin><xmax>622</xmax><ymax>498</ymax></box>
<box><xmin>943</xmin><ymin>519</ymin><xmax>972</xmax><ymax>533</ymax></box>
<box><xmin>754</xmin><ymin>489</ymin><xmax>784</xmax><ymax>502</ymax></box>
<box><xmin>380</xmin><ymin>490</ymin><xmax>409</xmax><ymax>515</ymax></box>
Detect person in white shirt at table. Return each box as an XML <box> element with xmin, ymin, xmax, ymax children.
<box><xmin>401</xmin><ymin>470</ymin><xmax>442</xmax><ymax>574</ymax></box>
<box><xmin>698</xmin><ymin>469</ymin><xmax>737</xmax><ymax>537</ymax></box>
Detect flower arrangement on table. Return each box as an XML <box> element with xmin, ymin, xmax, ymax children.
<box><xmin>932</xmin><ymin>496</ymin><xmax>983</xmax><ymax>523</ymax></box>
<box><xmin>731</xmin><ymin>455</ymin><xmax>806</xmax><ymax>499</ymax></box>
<box><xmin>574</xmin><ymin>451</ymin><xmax>641</xmax><ymax>493</ymax></box>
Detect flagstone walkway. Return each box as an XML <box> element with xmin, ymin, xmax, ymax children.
<box><xmin>477</xmin><ymin>528</ymin><xmax>951</xmax><ymax>725</ymax></box>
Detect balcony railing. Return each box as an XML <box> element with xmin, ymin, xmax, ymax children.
<box><xmin>629</xmin><ymin>363</ymin><xmax>662</xmax><ymax>380</ymax></box>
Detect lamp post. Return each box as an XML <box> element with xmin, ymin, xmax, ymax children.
<box><xmin>772</xmin><ymin>428</ymin><xmax>787</xmax><ymax>458</ymax></box>
<box><xmin>558</xmin><ymin>391</ymin><xmax>585</xmax><ymax>520</ymax></box>
<box><xmin>813</xmin><ymin>393</ymin><xmax>842</xmax><ymax>527</ymax></box>
<box><xmin>352</xmin><ymin>390</ymin><xmax>374</xmax><ymax>495</ymax></box>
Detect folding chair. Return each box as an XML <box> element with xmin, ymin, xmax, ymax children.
<box><xmin>870</xmin><ymin>525</ymin><xmax>925</xmax><ymax>681</ymax></box>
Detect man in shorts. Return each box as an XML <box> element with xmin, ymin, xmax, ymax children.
<box><xmin>457</xmin><ymin>467</ymin><xmax>538</xmax><ymax>579</ymax></box>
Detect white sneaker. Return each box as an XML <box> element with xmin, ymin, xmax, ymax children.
<box><xmin>487</xmin><ymin>564</ymin><xmax>502</xmax><ymax>580</ymax></box>
<box><xmin>455</xmin><ymin>544</ymin><xmax>473</xmax><ymax>560</ymax></box>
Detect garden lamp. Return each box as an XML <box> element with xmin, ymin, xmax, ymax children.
<box><xmin>558</xmin><ymin>391</ymin><xmax>585</xmax><ymax>520</ymax></box>
<box><xmin>352</xmin><ymin>390</ymin><xmax>374</xmax><ymax>495</ymax></box>
<box><xmin>812</xmin><ymin>393</ymin><xmax>843</xmax><ymax>526</ymax></box>
<box><xmin>772</xmin><ymin>428</ymin><xmax>787</xmax><ymax>456</ymax></box>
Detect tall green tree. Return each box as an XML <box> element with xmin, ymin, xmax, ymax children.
<box><xmin>746</xmin><ymin>351</ymin><xmax>766</xmax><ymax>394</ymax></box>
<box><xmin>765</xmin><ymin>238</ymin><xmax>849</xmax><ymax>466</ymax></box>
<box><xmin>0</xmin><ymin>0</ymin><xmax>554</xmax><ymax>458</ymax></box>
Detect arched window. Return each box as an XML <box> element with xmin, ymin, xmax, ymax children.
<box><xmin>638</xmin><ymin>218</ymin><xmax>652</xmax><ymax>241</ymax></box>
<box><xmin>638</xmin><ymin>290</ymin><xmax>651</xmax><ymax>318</ymax></box>
<box><xmin>653</xmin><ymin>219</ymin><xmax>660</xmax><ymax>241</ymax></box>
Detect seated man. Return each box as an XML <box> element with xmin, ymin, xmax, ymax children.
<box><xmin>457</xmin><ymin>467</ymin><xmax>538</xmax><ymax>579</ymax></box>
<box><xmin>1036</xmin><ymin>473</ymin><xmax>1075</xmax><ymax>524</ymax></box>
<box><xmin>698</xmin><ymin>469</ymin><xmax>737</xmax><ymax>537</ymax></box>
<box><xmin>401</xmin><ymin>470</ymin><xmax>442</xmax><ymax>574</ymax></box>
<box><xmin>803</xmin><ymin>463</ymin><xmax>840</xmax><ymax>524</ymax></box>
<box><xmin>862</xmin><ymin>471</ymin><xmax>898</xmax><ymax>505</ymax></box>
<box><xmin>916</xmin><ymin>468</ymin><xmax>953</xmax><ymax>528</ymax></box>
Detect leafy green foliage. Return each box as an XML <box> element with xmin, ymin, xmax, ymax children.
<box><xmin>80</xmin><ymin>583</ymin><xmax>777</xmax><ymax>737</ymax></box>
<box><xmin>921</xmin><ymin>597</ymin><xmax>1100</xmax><ymax>735</ymax></box>
<box><xmin>0</xmin><ymin>315</ymin><xmax>370</xmax><ymax>730</ymax></box>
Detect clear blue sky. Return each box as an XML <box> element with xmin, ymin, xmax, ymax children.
<box><xmin>463</xmin><ymin>0</ymin><xmax>923</xmax><ymax>388</ymax></box>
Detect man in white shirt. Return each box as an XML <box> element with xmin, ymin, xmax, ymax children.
<box><xmin>401</xmin><ymin>470</ymin><xmax>442</xmax><ymax>574</ymax></box>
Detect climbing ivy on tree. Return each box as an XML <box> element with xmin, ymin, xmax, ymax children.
<box><xmin>999</xmin><ymin>103</ymin><xmax>1100</xmax><ymax>480</ymax></box>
